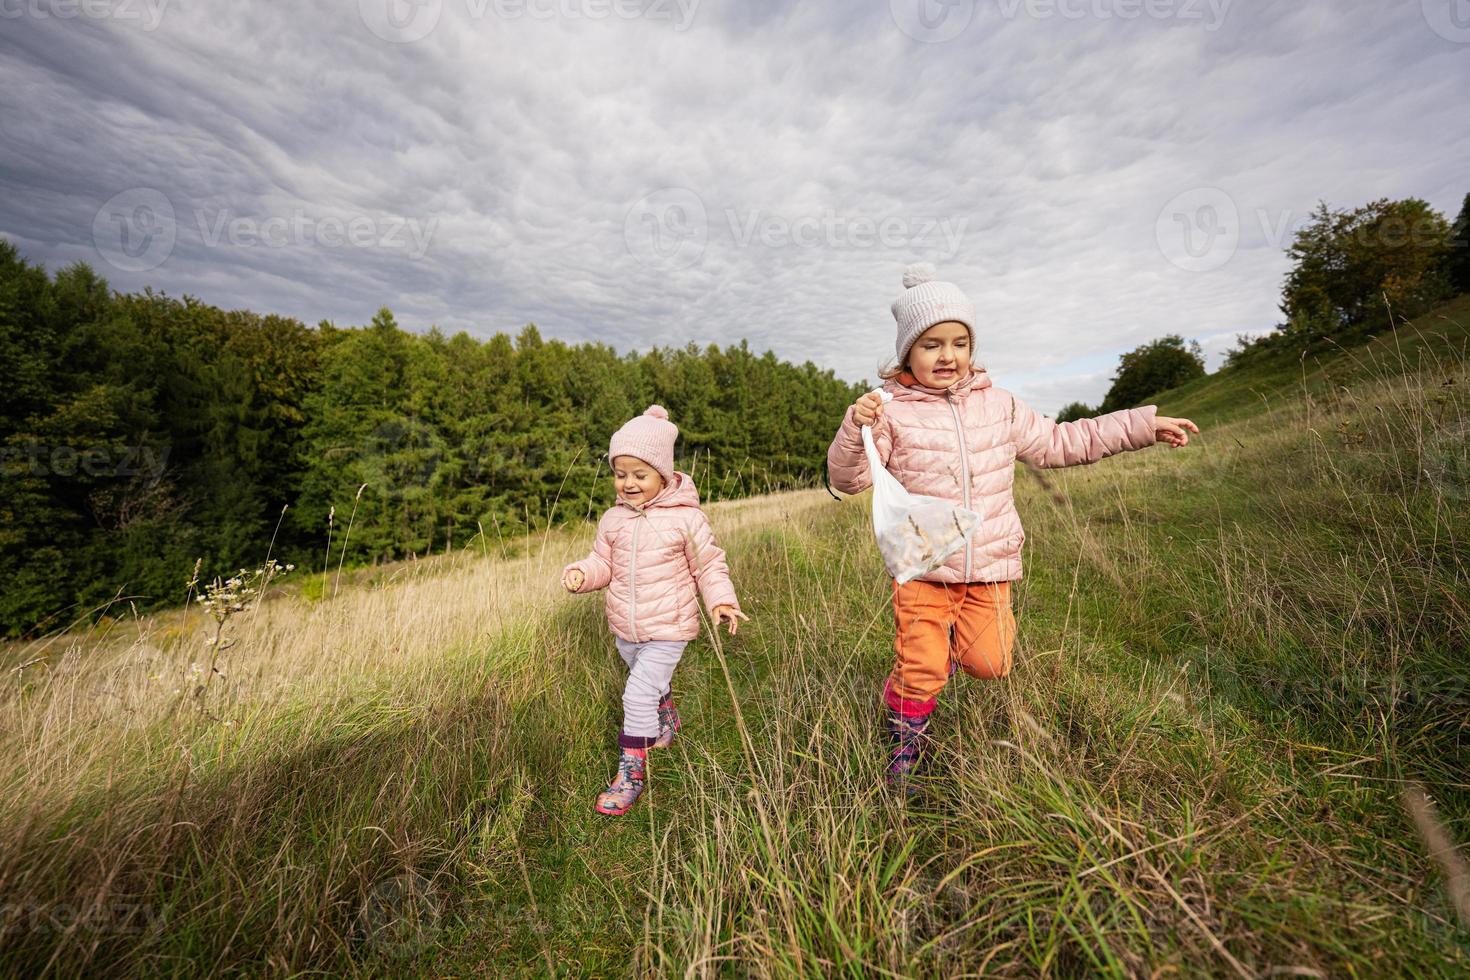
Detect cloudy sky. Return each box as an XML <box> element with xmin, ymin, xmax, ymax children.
<box><xmin>2</xmin><ymin>0</ymin><xmax>1467</xmax><ymax>413</ymax></box>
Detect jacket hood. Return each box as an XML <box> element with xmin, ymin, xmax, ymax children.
<box><xmin>884</xmin><ymin>367</ymin><xmax>993</xmax><ymax>401</ymax></box>
<box><xmin>616</xmin><ymin>469</ymin><xmax>701</xmax><ymax>512</ymax></box>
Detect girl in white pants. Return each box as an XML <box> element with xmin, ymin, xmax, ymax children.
<box><xmin>563</xmin><ymin>406</ymin><xmax>747</xmax><ymax>815</ymax></box>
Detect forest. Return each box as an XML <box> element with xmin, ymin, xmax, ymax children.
<box><xmin>0</xmin><ymin>241</ymin><xmax>863</xmax><ymax>637</ymax></box>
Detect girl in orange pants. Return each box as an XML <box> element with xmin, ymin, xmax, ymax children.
<box><xmin>827</xmin><ymin>264</ymin><xmax>1198</xmax><ymax>789</ymax></box>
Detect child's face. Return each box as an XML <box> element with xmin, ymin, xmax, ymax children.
<box><xmin>612</xmin><ymin>455</ymin><xmax>664</xmax><ymax>505</ymax></box>
<box><xmin>907</xmin><ymin>321</ymin><xmax>972</xmax><ymax>389</ymax></box>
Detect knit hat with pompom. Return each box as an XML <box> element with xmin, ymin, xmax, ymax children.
<box><xmin>891</xmin><ymin>262</ymin><xmax>975</xmax><ymax>368</ymax></box>
<box><xmin>608</xmin><ymin>405</ymin><xmax>678</xmax><ymax>485</ymax></box>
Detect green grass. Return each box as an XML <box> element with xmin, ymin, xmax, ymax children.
<box><xmin>2</xmin><ymin>297</ymin><xmax>1468</xmax><ymax>977</ymax></box>
<box><xmin>1155</xmin><ymin>292</ymin><xmax>1470</xmax><ymax>429</ymax></box>
<box><xmin>422</xmin><ymin>294</ymin><xmax>1469</xmax><ymax>975</ymax></box>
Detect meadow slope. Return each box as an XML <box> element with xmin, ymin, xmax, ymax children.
<box><xmin>1</xmin><ymin>298</ymin><xmax>1467</xmax><ymax>977</ymax></box>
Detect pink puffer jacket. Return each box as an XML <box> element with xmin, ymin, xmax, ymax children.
<box><xmin>828</xmin><ymin>368</ymin><xmax>1158</xmax><ymax>584</ymax></box>
<box><xmin>564</xmin><ymin>471</ymin><xmax>740</xmax><ymax>642</ymax></box>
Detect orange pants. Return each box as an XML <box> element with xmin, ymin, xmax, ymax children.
<box><xmin>884</xmin><ymin>579</ymin><xmax>1017</xmax><ymax>717</ymax></box>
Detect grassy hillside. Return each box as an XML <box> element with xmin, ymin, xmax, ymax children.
<box><xmin>1155</xmin><ymin>292</ymin><xmax>1470</xmax><ymax>428</ymax></box>
<box><xmin>1</xmin><ymin>298</ymin><xmax>1467</xmax><ymax>977</ymax></box>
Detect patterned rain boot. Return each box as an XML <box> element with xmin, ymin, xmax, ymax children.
<box><xmin>652</xmin><ymin>690</ymin><xmax>680</xmax><ymax>749</ymax></box>
<box><xmin>594</xmin><ymin>749</ymin><xmax>647</xmax><ymax>816</ymax></box>
<box><xmin>884</xmin><ymin>707</ymin><xmax>931</xmax><ymax>794</ymax></box>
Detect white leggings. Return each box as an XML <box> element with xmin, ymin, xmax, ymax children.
<box><xmin>615</xmin><ymin>636</ymin><xmax>687</xmax><ymax>744</ymax></box>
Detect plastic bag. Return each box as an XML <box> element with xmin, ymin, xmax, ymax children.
<box><xmin>861</xmin><ymin>390</ymin><xmax>983</xmax><ymax>585</ymax></box>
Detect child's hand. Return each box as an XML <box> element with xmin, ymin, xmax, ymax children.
<box><xmin>852</xmin><ymin>391</ymin><xmax>885</xmax><ymax>427</ymax></box>
<box><xmin>711</xmin><ymin>604</ymin><xmax>749</xmax><ymax>635</ymax></box>
<box><xmin>1155</xmin><ymin>416</ymin><xmax>1200</xmax><ymax>448</ymax></box>
<box><xmin>562</xmin><ymin>568</ymin><xmax>585</xmax><ymax>592</ymax></box>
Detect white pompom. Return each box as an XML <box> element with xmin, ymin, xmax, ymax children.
<box><xmin>644</xmin><ymin>404</ymin><xmax>669</xmax><ymax>420</ymax></box>
<box><xmin>902</xmin><ymin>262</ymin><xmax>936</xmax><ymax>289</ymax></box>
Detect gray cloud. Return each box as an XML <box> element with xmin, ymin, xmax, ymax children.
<box><xmin>1</xmin><ymin>0</ymin><xmax>1465</xmax><ymax>414</ymax></box>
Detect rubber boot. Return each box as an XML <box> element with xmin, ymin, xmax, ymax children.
<box><xmin>652</xmin><ymin>690</ymin><xmax>679</xmax><ymax>749</ymax></box>
<box><xmin>884</xmin><ymin>707</ymin><xmax>930</xmax><ymax>794</ymax></box>
<box><xmin>594</xmin><ymin>749</ymin><xmax>647</xmax><ymax>815</ymax></box>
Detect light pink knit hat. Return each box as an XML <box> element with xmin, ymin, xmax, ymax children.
<box><xmin>891</xmin><ymin>262</ymin><xmax>976</xmax><ymax>367</ymax></box>
<box><xmin>608</xmin><ymin>405</ymin><xmax>678</xmax><ymax>485</ymax></box>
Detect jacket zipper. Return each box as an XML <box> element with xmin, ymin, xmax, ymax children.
<box><xmin>627</xmin><ymin>516</ymin><xmax>641</xmax><ymax>640</ymax></box>
<box><xmin>945</xmin><ymin>388</ymin><xmax>973</xmax><ymax>580</ymax></box>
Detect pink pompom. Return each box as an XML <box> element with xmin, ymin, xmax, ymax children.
<box><xmin>644</xmin><ymin>405</ymin><xmax>669</xmax><ymax>420</ymax></box>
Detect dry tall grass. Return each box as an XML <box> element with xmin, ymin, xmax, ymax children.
<box><xmin>626</xmin><ymin>320</ymin><xmax>1467</xmax><ymax>977</ymax></box>
<box><xmin>1</xmin><ymin>309</ymin><xmax>1466</xmax><ymax>976</ymax></box>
